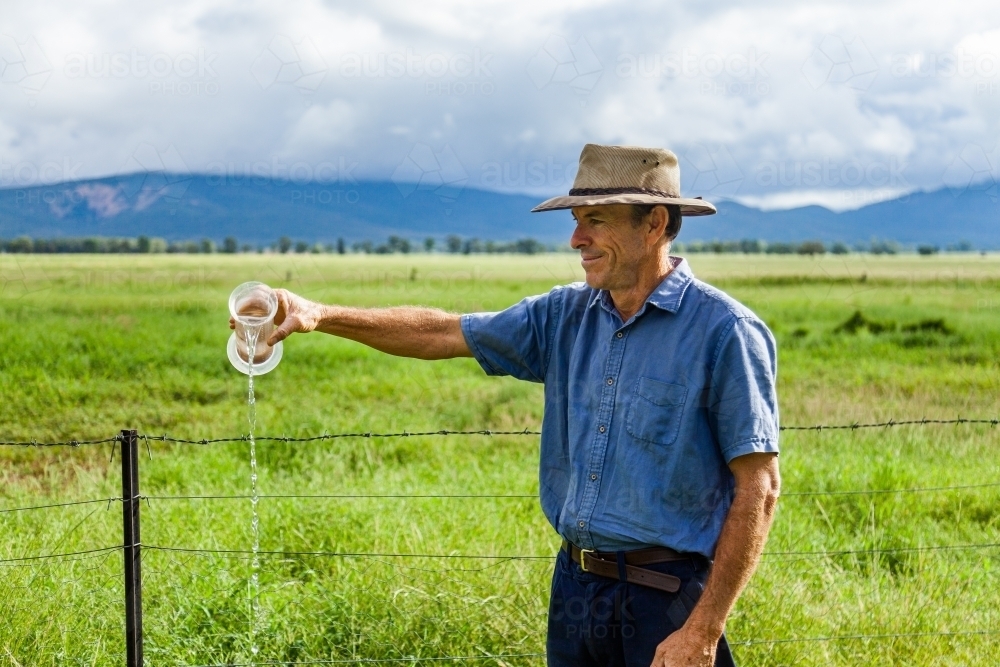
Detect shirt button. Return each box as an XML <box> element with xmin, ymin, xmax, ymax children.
<box><xmin>598</xmin><ymin>425</ymin><xmax>606</xmax><ymax>433</ymax></box>
<box><xmin>590</xmin><ymin>474</ymin><xmax>598</xmax><ymax>481</ymax></box>
<box><xmin>578</xmin><ymin>520</ymin><xmax>586</xmax><ymax>528</ymax></box>
<box><xmin>616</xmin><ymin>332</ymin><xmax>623</xmax><ymax>339</ymax></box>
<box><xmin>606</xmin><ymin>378</ymin><xmax>614</xmax><ymax>386</ymax></box>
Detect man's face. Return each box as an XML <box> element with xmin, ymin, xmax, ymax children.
<box><xmin>570</xmin><ymin>204</ymin><xmax>651</xmax><ymax>290</ymax></box>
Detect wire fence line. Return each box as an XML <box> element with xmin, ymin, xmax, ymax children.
<box><xmin>1</xmin><ymin>414</ymin><xmax>999</xmax><ymax>448</ymax></box>
<box><xmin>0</xmin><ymin>497</ymin><xmax>121</xmax><ymax>514</ymax></box>
<box><xmin>144</xmin><ymin>546</ymin><xmax>555</xmax><ymax>561</ymax></box>
<box><xmin>135</xmin><ymin>540</ymin><xmax>1000</xmax><ymax>563</ymax></box>
<box><xmin>0</xmin><ymin>435</ymin><xmax>120</xmax><ymax>447</ymax></box>
<box><xmin>738</xmin><ymin>628</ymin><xmax>1000</xmax><ymax>646</ymax></box>
<box><xmin>180</xmin><ymin>627</ymin><xmax>1000</xmax><ymax>667</ymax></box>
<box><xmin>183</xmin><ymin>626</ymin><xmax>1000</xmax><ymax>666</ymax></box>
<box><xmin>780</xmin><ymin>481</ymin><xmax>1000</xmax><ymax>496</ymax></box>
<box><xmin>0</xmin><ymin>551</ymin><xmax>121</xmax><ymax>571</ymax></box>
<box><xmin>0</xmin><ymin>545</ymin><xmax>121</xmax><ymax>565</ymax></box>
<box><xmin>147</xmin><ymin>628</ymin><xmax>1000</xmax><ymax>667</ymax></box>
<box><xmin>777</xmin><ymin>416</ymin><xmax>1000</xmax><ymax>431</ymax></box>
<box><xmin>762</xmin><ymin>541</ymin><xmax>1000</xmax><ymax>558</ymax></box>
<box><xmin>0</xmin><ymin>429</ymin><xmax>541</xmax><ymax>448</ymax></box>
<box><xmin>140</xmin><ymin>480</ymin><xmax>1000</xmax><ymax>501</ymax></box>
<box><xmin>10</xmin><ymin>539</ymin><xmax>1000</xmax><ymax>567</ymax></box>
<box><xmin>144</xmin><ymin>493</ymin><xmax>539</xmax><ymax>501</ymax></box>
<box><xmin>6</xmin><ymin>478</ymin><xmax>1000</xmax><ymax>516</ymax></box>
<box><xmin>9</xmin><ymin>537</ymin><xmax>1000</xmax><ymax>568</ymax></box>
<box><xmin>185</xmin><ymin>653</ymin><xmax>548</xmax><ymax>666</ymax></box>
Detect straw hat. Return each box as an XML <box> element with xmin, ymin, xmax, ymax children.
<box><xmin>532</xmin><ymin>143</ymin><xmax>717</xmax><ymax>216</ymax></box>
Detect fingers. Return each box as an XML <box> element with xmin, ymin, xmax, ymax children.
<box><xmin>273</xmin><ymin>288</ymin><xmax>291</xmax><ymax>326</ymax></box>
<box><xmin>229</xmin><ymin>316</ymin><xmax>236</xmax><ymax>330</ymax></box>
<box><xmin>267</xmin><ymin>316</ymin><xmax>297</xmax><ymax>346</ymax></box>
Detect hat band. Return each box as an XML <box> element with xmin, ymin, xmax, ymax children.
<box><xmin>568</xmin><ymin>187</ymin><xmax>679</xmax><ymax>198</ymax></box>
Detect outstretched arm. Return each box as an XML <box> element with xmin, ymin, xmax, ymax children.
<box><xmin>231</xmin><ymin>289</ymin><xmax>472</xmax><ymax>360</ymax></box>
<box><xmin>651</xmin><ymin>452</ymin><xmax>780</xmax><ymax>667</ymax></box>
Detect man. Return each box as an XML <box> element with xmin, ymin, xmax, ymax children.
<box><xmin>245</xmin><ymin>144</ymin><xmax>780</xmax><ymax>667</ymax></box>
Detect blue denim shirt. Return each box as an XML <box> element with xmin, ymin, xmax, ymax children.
<box><xmin>460</xmin><ymin>257</ymin><xmax>779</xmax><ymax>558</ymax></box>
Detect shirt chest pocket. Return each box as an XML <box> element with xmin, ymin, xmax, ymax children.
<box><xmin>625</xmin><ymin>377</ymin><xmax>688</xmax><ymax>446</ymax></box>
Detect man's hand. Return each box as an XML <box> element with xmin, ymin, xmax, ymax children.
<box><xmin>267</xmin><ymin>289</ymin><xmax>326</xmax><ymax>346</ymax></box>
<box><xmin>650</xmin><ymin>626</ymin><xmax>717</xmax><ymax>667</ymax></box>
<box><xmin>228</xmin><ymin>289</ymin><xmax>326</xmax><ymax>346</ymax></box>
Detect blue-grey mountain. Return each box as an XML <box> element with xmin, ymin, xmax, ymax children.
<box><xmin>0</xmin><ymin>174</ymin><xmax>997</xmax><ymax>248</ymax></box>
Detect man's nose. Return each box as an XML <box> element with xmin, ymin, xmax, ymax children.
<box><xmin>570</xmin><ymin>224</ymin><xmax>589</xmax><ymax>249</ymax></box>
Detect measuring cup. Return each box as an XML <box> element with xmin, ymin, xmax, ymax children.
<box><xmin>227</xmin><ymin>281</ymin><xmax>283</xmax><ymax>375</ymax></box>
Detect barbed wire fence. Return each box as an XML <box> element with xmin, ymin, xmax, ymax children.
<box><xmin>1</xmin><ymin>418</ymin><xmax>999</xmax><ymax>665</ymax></box>
<box><xmin>5</xmin><ymin>417</ymin><xmax>1000</xmax><ymax>448</ymax></box>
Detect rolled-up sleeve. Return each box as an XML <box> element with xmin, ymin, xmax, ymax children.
<box><xmin>460</xmin><ymin>288</ymin><xmax>563</xmax><ymax>383</ymax></box>
<box><xmin>708</xmin><ymin>316</ymin><xmax>780</xmax><ymax>463</ymax></box>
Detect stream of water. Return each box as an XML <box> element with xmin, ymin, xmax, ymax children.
<box><xmin>245</xmin><ymin>324</ymin><xmax>262</xmax><ymax>663</ymax></box>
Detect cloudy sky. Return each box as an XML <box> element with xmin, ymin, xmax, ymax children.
<box><xmin>1</xmin><ymin>0</ymin><xmax>999</xmax><ymax>210</ymax></box>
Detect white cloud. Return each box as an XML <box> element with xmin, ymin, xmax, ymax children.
<box><xmin>1</xmin><ymin>0</ymin><xmax>999</xmax><ymax>209</ymax></box>
<box><xmin>280</xmin><ymin>100</ymin><xmax>358</xmax><ymax>156</ymax></box>
<box><xmin>734</xmin><ymin>185</ymin><xmax>914</xmax><ymax>212</ymax></box>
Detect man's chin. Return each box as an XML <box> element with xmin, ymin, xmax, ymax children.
<box><xmin>583</xmin><ymin>270</ymin><xmax>608</xmax><ymax>290</ymax></box>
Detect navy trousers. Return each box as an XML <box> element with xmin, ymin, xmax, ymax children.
<box><xmin>546</xmin><ymin>548</ymin><xmax>736</xmax><ymax>667</ymax></box>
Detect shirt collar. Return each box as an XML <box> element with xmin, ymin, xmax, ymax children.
<box><xmin>587</xmin><ymin>256</ymin><xmax>694</xmax><ymax>316</ymax></box>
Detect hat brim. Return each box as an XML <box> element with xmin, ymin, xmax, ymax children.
<box><xmin>531</xmin><ymin>193</ymin><xmax>716</xmax><ymax>216</ymax></box>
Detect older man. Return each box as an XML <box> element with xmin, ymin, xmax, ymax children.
<box><xmin>254</xmin><ymin>144</ymin><xmax>780</xmax><ymax>667</ymax></box>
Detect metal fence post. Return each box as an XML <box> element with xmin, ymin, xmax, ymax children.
<box><xmin>120</xmin><ymin>429</ymin><xmax>143</xmax><ymax>667</ymax></box>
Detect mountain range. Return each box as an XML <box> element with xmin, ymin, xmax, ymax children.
<box><xmin>1</xmin><ymin>173</ymin><xmax>998</xmax><ymax>248</ymax></box>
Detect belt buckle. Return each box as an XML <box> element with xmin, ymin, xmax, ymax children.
<box><xmin>579</xmin><ymin>548</ymin><xmax>595</xmax><ymax>572</ymax></box>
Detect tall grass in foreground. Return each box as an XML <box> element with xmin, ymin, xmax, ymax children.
<box><xmin>1</xmin><ymin>254</ymin><xmax>999</xmax><ymax>665</ymax></box>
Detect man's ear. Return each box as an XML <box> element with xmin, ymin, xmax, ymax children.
<box><xmin>646</xmin><ymin>205</ymin><xmax>669</xmax><ymax>244</ymax></box>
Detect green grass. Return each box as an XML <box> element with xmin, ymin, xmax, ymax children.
<box><xmin>1</xmin><ymin>252</ymin><xmax>1000</xmax><ymax>666</ymax></box>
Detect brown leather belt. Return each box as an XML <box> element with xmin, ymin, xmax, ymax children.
<box><xmin>562</xmin><ymin>539</ymin><xmax>687</xmax><ymax>593</ymax></box>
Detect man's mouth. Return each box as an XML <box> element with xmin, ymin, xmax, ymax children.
<box><xmin>580</xmin><ymin>253</ymin><xmax>603</xmax><ymax>268</ymax></box>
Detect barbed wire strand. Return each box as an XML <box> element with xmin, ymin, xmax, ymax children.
<box><xmin>779</xmin><ymin>417</ymin><xmax>1000</xmax><ymax>431</ymax></box>
<box><xmin>0</xmin><ymin>416</ymin><xmax>998</xmax><ymax>447</ymax></box>
<box><xmin>184</xmin><ymin>653</ymin><xmax>547</xmax><ymax>666</ymax></box>
<box><xmin>782</xmin><ymin>481</ymin><xmax>1000</xmax><ymax>496</ymax></box>
<box><xmin>144</xmin><ymin>493</ymin><xmax>538</xmax><ymax>501</ymax></box>
<box><xmin>146</xmin><ymin>545</ymin><xmax>552</xmax><ymax>561</ymax></box>
<box><xmin>0</xmin><ymin>497</ymin><xmax>119</xmax><ymax>514</ymax></box>
<box><xmin>762</xmin><ymin>541</ymin><xmax>1000</xmax><ymax>559</ymax></box>
<box><xmin>0</xmin><ymin>548</ymin><xmax>121</xmax><ymax>570</ymax></box>
<box><xmin>740</xmin><ymin>627</ymin><xmax>1000</xmax><ymax>645</ymax></box>
<box><xmin>138</xmin><ymin>480</ymin><xmax>1000</xmax><ymax>504</ymax></box>
<box><xmin>4</xmin><ymin>479</ymin><xmax>997</xmax><ymax>516</ymax></box>
<box><xmin>142</xmin><ymin>429</ymin><xmax>541</xmax><ymax>445</ymax></box>
<box><xmin>0</xmin><ymin>436</ymin><xmax>120</xmax><ymax>448</ymax></box>
<box><xmin>0</xmin><ymin>498</ymin><xmax>121</xmax><ymax>514</ymax></box>
<box><xmin>0</xmin><ymin>546</ymin><xmax>121</xmax><ymax>565</ymax></box>
<box><xmin>144</xmin><ymin>418</ymin><xmax>1000</xmax><ymax>445</ymax></box>
<box><xmin>2</xmin><ymin>416</ymin><xmax>999</xmax><ymax>447</ymax></box>
<box><xmin>144</xmin><ymin>541</ymin><xmax>1000</xmax><ymax>563</ymax></box>
<box><xmin>171</xmin><ymin>629</ymin><xmax>1000</xmax><ymax>666</ymax></box>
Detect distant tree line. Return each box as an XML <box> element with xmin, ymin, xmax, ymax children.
<box><xmin>0</xmin><ymin>235</ymin><xmax>251</xmax><ymax>254</ymax></box>
<box><xmin>0</xmin><ymin>235</ymin><xmax>983</xmax><ymax>256</ymax></box>
<box><xmin>0</xmin><ymin>234</ymin><xmax>554</xmax><ymax>255</ymax></box>
<box><xmin>350</xmin><ymin>235</ymin><xmax>551</xmax><ymax>255</ymax></box>
<box><xmin>673</xmin><ymin>239</ymin><xmax>980</xmax><ymax>255</ymax></box>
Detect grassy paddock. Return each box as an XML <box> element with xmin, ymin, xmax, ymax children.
<box><xmin>1</xmin><ymin>252</ymin><xmax>999</xmax><ymax>665</ymax></box>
